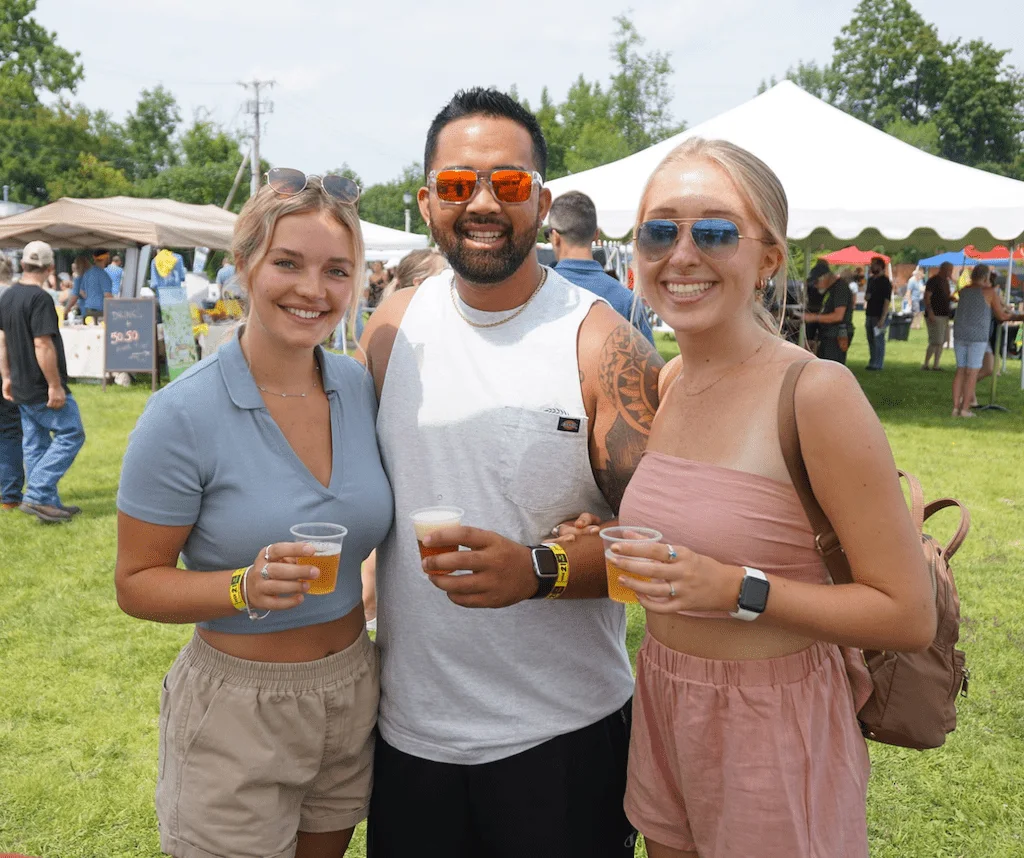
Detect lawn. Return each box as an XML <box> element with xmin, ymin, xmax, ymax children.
<box><xmin>1</xmin><ymin>320</ymin><xmax>1022</xmax><ymax>857</ymax></box>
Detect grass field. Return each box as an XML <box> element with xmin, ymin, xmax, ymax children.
<box><xmin>1</xmin><ymin>321</ymin><xmax>1023</xmax><ymax>857</ymax></box>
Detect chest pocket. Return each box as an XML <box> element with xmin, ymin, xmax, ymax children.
<box><xmin>497</xmin><ymin>407</ymin><xmax>593</xmax><ymax>513</ymax></box>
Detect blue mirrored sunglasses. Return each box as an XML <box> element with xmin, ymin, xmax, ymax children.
<box><xmin>636</xmin><ymin>218</ymin><xmax>770</xmax><ymax>262</ymax></box>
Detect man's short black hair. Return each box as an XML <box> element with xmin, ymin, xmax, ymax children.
<box><xmin>424</xmin><ymin>88</ymin><xmax>548</xmax><ymax>181</ymax></box>
<box><xmin>548</xmin><ymin>191</ymin><xmax>598</xmax><ymax>246</ymax></box>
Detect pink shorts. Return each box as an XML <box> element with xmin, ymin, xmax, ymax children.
<box><xmin>625</xmin><ymin>634</ymin><xmax>870</xmax><ymax>857</ymax></box>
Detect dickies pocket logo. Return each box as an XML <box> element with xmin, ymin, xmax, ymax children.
<box><xmin>557</xmin><ymin>417</ymin><xmax>581</xmax><ymax>433</ymax></box>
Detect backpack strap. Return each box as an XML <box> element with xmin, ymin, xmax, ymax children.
<box><xmin>923</xmin><ymin>498</ymin><xmax>971</xmax><ymax>561</ymax></box>
<box><xmin>897</xmin><ymin>470</ymin><xmax>926</xmax><ymax>533</ymax></box>
<box><xmin>777</xmin><ymin>361</ymin><xmax>855</xmax><ymax>585</ymax></box>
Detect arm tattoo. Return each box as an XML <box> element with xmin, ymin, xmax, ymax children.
<box><xmin>594</xmin><ymin>327</ymin><xmax>663</xmax><ymax>513</ymax></box>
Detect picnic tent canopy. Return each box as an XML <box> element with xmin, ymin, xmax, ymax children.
<box><xmin>822</xmin><ymin>246</ymin><xmax>890</xmax><ymax>266</ymax></box>
<box><xmin>0</xmin><ymin>197</ymin><xmax>237</xmax><ymax>250</ymax></box>
<box><xmin>545</xmin><ymin>81</ymin><xmax>1024</xmax><ymax>254</ymax></box>
<box><xmin>360</xmin><ymin>220</ymin><xmax>429</xmax><ymax>261</ymax></box>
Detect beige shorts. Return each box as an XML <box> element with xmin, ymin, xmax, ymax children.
<box><xmin>926</xmin><ymin>315</ymin><xmax>949</xmax><ymax>346</ymax></box>
<box><xmin>156</xmin><ymin>631</ymin><xmax>379</xmax><ymax>858</ymax></box>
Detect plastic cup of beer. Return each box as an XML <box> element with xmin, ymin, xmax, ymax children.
<box><xmin>289</xmin><ymin>523</ymin><xmax>347</xmax><ymax>596</ymax></box>
<box><xmin>410</xmin><ymin>506</ymin><xmax>464</xmax><ymax>572</ymax></box>
<box><xmin>599</xmin><ymin>526</ymin><xmax>662</xmax><ymax>604</ymax></box>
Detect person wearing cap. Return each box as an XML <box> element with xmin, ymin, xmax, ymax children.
<box><xmin>0</xmin><ymin>240</ymin><xmax>85</xmax><ymax>523</ymax></box>
<box><xmin>66</xmin><ymin>251</ymin><xmax>113</xmax><ymax>321</ymax></box>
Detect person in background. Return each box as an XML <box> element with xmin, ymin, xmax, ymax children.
<box><xmin>66</xmin><ymin>252</ymin><xmax>113</xmax><ymax>321</ymax></box>
<box><xmin>381</xmin><ymin>248</ymin><xmax>448</xmax><ymax>302</ymax></box>
<box><xmin>847</xmin><ymin>268</ymin><xmax>864</xmax><ymax>310</ymax></box>
<box><xmin>907</xmin><ymin>266</ymin><xmax>925</xmax><ymax>329</ymax></box>
<box><xmin>863</xmin><ymin>256</ymin><xmax>892</xmax><ymax>371</ymax></box>
<box><xmin>950</xmin><ymin>263</ymin><xmax>1024</xmax><ymax>417</ymax></box>
<box><xmin>56</xmin><ymin>273</ymin><xmax>74</xmax><ymax>307</ymax></box>
<box><xmin>610</xmin><ymin>135</ymin><xmax>936</xmax><ymax>858</ymax></box>
<box><xmin>115</xmin><ymin>172</ymin><xmax>391</xmax><ymax>858</ymax></box>
<box><xmin>0</xmin><ymin>255</ymin><xmax>25</xmax><ymax>511</ymax></box>
<box><xmin>547</xmin><ymin>190</ymin><xmax>654</xmax><ymax>343</ymax></box>
<box><xmin>215</xmin><ymin>254</ymin><xmax>237</xmax><ymax>299</ymax></box>
<box><xmin>922</xmin><ymin>262</ymin><xmax>953</xmax><ymax>370</ymax></box>
<box><xmin>150</xmin><ymin>248</ymin><xmax>187</xmax><ymax>292</ymax></box>
<box><xmin>105</xmin><ymin>253</ymin><xmax>124</xmax><ymax>297</ymax></box>
<box><xmin>802</xmin><ymin>260</ymin><xmax>853</xmax><ymax>364</ymax></box>
<box><xmin>0</xmin><ymin>241</ymin><xmax>85</xmax><ymax>523</ymax></box>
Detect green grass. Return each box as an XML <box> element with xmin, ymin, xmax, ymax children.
<box><xmin>2</xmin><ymin>320</ymin><xmax>1023</xmax><ymax>857</ymax></box>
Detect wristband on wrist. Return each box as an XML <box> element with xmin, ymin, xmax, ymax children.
<box><xmin>546</xmin><ymin>542</ymin><xmax>569</xmax><ymax>599</ymax></box>
<box><xmin>229</xmin><ymin>567</ymin><xmax>248</xmax><ymax>611</ymax></box>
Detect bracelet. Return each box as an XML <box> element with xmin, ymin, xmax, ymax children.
<box><xmin>546</xmin><ymin>543</ymin><xmax>569</xmax><ymax>600</ymax></box>
<box><xmin>229</xmin><ymin>567</ymin><xmax>248</xmax><ymax>611</ymax></box>
<box><xmin>240</xmin><ymin>563</ymin><xmax>271</xmax><ymax>621</ymax></box>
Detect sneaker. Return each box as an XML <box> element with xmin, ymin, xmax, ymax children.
<box><xmin>18</xmin><ymin>502</ymin><xmax>73</xmax><ymax>523</ymax></box>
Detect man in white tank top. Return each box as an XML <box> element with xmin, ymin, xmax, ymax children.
<box><xmin>359</xmin><ymin>89</ymin><xmax>663</xmax><ymax>858</ymax></box>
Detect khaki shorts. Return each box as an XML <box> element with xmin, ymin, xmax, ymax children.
<box><xmin>625</xmin><ymin>634</ymin><xmax>869</xmax><ymax>857</ymax></box>
<box><xmin>156</xmin><ymin>632</ymin><xmax>379</xmax><ymax>858</ymax></box>
<box><xmin>926</xmin><ymin>315</ymin><xmax>949</xmax><ymax>346</ymax></box>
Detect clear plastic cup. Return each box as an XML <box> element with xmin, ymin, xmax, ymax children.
<box><xmin>289</xmin><ymin>522</ymin><xmax>347</xmax><ymax>595</ymax></box>
<box><xmin>599</xmin><ymin>526</ymin><xmax>663</xmax><ymax>603</ymax></box>
<box><xmin>410</xmin><ymin>506</ymin><xmax>464</xmax><ymax>572</ymax></box>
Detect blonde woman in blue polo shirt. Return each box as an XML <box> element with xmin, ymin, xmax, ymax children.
<box><xmin>116</xmin><ymin>170</ymin><xmax>393</xmax><ymax>858</ymax></box>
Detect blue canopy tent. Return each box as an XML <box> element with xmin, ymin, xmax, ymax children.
<box><xmin>918</xmin><ymin>250</ymin><xmax>971</xmax><ymax>267</ymax></box>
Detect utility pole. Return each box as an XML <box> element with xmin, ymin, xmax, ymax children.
<box><xmin>239</xmin><ymin>79</ymin><xmax>275</xmax><ymax>198</ymax></box>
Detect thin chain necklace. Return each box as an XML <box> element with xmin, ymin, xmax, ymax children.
<box><xmin>680</xmin><ymin>338</ymin><xmax>771</xmax><ymax>397</ymax></box>
<box><xmin>450</xmin><ymin>267</ymin><xmax>548</xmax><ymax>329</ymax></box>
<box><xmin>247</xmin><ymin>353</ymin><xmax>321</xmax><ymax>398</ymax></box>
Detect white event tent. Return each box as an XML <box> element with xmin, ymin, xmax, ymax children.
<box><xmin>545</xmin><ymin>80</ymin><xmax>1024</xmax><ymax>254</ymax></box>
<box><xmin>360</xmin><ymin>220</ymin><xmax>429</xmax><ymax>261</ymax></box>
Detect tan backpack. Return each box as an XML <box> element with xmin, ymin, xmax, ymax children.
<box><xmin>778</xmin><ymin>361</ymin><xmax>970</xmax><ymax>750</ymax></box>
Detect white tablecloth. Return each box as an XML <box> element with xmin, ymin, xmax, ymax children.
<box><xmin>61</xmin><ymin>326</ymin><xmax>105</xmax><ymax>379</ymax></box>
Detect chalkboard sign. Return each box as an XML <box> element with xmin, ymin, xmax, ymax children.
<box><xmin>104</xmin><ymin>298</ymin><xmax>158</xmax><ymax>391</ymax></box>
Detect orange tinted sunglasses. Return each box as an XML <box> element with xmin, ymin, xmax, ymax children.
<box><xmin>429</xmin><ymin>168</ymin><xmax>543</xmax><ymax>204</ymax></box>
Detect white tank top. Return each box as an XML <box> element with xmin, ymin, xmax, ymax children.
<box><xmin>375</xmin><ymin>267</ymin><xmax>634</xmax><ymax>765</ymax></box>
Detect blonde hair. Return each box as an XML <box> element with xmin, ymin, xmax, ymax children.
<box><xmin>632</xmin><ymin>137</ymin><xmax>789</xmax><ymax>334</ymax></box>
<box><xmin>382</xmin><ymin>249</ymin><xmax>447</xmax><ymax>300</ymax></box>
<box><xmin>232</xmin><ymin>177</ymin><xmax>366</xmax><ymax>342</ymax></box>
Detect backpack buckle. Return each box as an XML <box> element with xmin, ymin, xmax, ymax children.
<box><xmin>815</xmin><ymin>532</ymin><xmax>843</xmax><ymax>557</ymax></box>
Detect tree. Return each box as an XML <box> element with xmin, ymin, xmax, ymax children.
<box><xmin>608</xmin><ymin>14</ymin><xmax>685</xmax><ymax>152</ymax></box>
<box><xmin>46</xmin><ymin>153</ymin><xmax>132</xmax><ymax>199</ymax></box>
<box><xmin>326</xmin><ymin>163</ymin><xmax>363</xmax><ymax>190</ymax></box>
<box><xmin>933</xmin><ymin>39</ymin><xmax>1024</xmax><ymax>168</ymax></box>
<box><xmin>759</xmin><ymin>61</ymin><xmax>830</xmax><ymax>99</ymax></box>
<box><xmin>0</xmin><ymin>0</ymin><xmax>81</xmax><ymax>99</ymax></box>
<box><xmin>358</xmin><ymin>163</ymin><xmax>429</xmax><ymax>235</ymax></box>
<box><xmin>884</xmin><ymin>117</ymin><xmax>940</xmax><ymax>155</ymax></box>
<box><xmin>827</xmin><ymin>0</ymin><xmax>946</xmax><ymax>129</ymax></box>
<box><xmin>123</xmin><ymin>85</ymin><xmax>181</xmax><ymax>180</ymax></box>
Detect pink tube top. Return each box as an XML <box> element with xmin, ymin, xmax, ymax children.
<box><xmin>618</xmin><ymin>450</ymin><xmax>830</xmax><ymax>618</ymax></box>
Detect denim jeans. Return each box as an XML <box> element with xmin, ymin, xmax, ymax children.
<box><xmin>19</xmin><ymin>394</ymin><xmax>86</xmax><ymax>507</ymax></box>
<box><xmin>866</xmin><ymin>316</ymin><xmax>887</xmax><ymax>369</ymax></box>
<box><xmin>0</xmin><ymin>395</ymin><xmax>25</xmax><ymax>504</ymax></box>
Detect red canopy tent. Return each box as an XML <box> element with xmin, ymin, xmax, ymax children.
<box><xmin>964</xmin><ymin>244</ymin><xmax>1024</xmax><ymax>261</ymax></box>
<box><xmin>821</xmin><ymin>246</ymin><xmax>891</xmax><ymax>265</ymax></box>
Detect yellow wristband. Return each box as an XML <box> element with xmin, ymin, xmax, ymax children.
<box><xmin>229</xmin><ymin>567</ymin><xmax>248</xmax><ymax>611</ymax></box>
<box><xmin>546</xmin><ymin>543</ymin><xmax>569</xmax><ymax>599</ymax></box>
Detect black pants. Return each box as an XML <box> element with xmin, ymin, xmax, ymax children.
<box><xmin>367</xmin><ymin>700</ymin><xmax>636</xmax><ymax>858</ymax></box>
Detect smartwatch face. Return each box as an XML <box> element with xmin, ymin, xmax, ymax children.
<box><xmin>740</xmin><ymin>576</ymin><xmax>770</xmax><ymax>612</ymax></box>
<box><xmin>533</xmin><ymin>548</ymin><xmax>559</xmax><ymax>579</ymax></box>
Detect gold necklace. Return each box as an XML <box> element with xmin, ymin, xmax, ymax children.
<box><xmin>246</xmin><ymin>352</ymin><xmax>321</xmax><ymax>398</ymax></box>
<box><xmin>680</xmin><ymin>338</ymin><xmax>771</xmax><ymax>397</ymax></box>
<box><xmin>450</xmin><ymin>267</ymin><xmax>548</xmax><ymax>329</ymax></box>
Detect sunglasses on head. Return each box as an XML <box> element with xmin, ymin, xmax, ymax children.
<box><xmin>266</xmin><ymin>167</ymin><xmax>360</xmax><ymax>204</ymax></box>
<box><xmin>429</xmin><ymin>168</ymin><xmax>543</xmax><ymax>204</ymax></box>
<box><xmin>635</xmin><ymin>218</ymin><xmax>771</xmax><ymax>262</ymax></box>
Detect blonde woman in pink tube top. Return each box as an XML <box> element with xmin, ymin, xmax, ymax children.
<box><xmin>606</xmin><ymin>139</ymin><xmax>937</xmax><ymax>858</ymax></box>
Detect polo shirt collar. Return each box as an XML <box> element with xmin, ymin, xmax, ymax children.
<box><xmin>555</xmin><ymin>258</ymin><xmax>603</xmax><ymax>271</ymax></box>
<box><xmin>218</xmin><ymin>326</ymin><xmax>339</xmax><ymax>410</ymax></box>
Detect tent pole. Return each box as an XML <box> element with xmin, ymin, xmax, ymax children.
<box><xmin>977</xmin><ymin>240</ymin><xmax>1015</xmax><ymax>413</ymax></box>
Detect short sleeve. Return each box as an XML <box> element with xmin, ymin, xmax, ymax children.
<box><xmin>117</xmin><ymin>390</ymin><xmax>205</xmax><ymax>526</ymax></box>
<box><xmin>29</xmin><ymin>293</ymin><xmax>59</xmax><ymax>338</ymax></box>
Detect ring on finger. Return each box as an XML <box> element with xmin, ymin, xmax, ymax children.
<box><xmin>260</xmin><ymin>565</ymin><xmax>270</xmax><ymax>580</ymax></box>
<box><xmin>550</xmin><ymin>525</ymin><xmax>561</xmax><ymax>537</ymax></box>
<box><xmin>666</xmin><ymin>544</ymin><xmax>678</xmax><ymax>561</ymax></box>
<box><xmin>669</xmin><ymin>582</ymin><xmax>677</xmax><ymax>597</ymax></box>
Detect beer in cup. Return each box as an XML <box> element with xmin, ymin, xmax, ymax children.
<box><xmin>599</xmin><ymin>526</ymin><xmax>663</xmax><ymax>604</ymax></box>
<box><xmin>289</xmin><ymin>523</ymin><xmax>347</xmax><ymax>595</ymax></box>
<box><xmin>410</xmin><ymin>506</ymin><xmax>464</xmax><ymax>570</ymax></box>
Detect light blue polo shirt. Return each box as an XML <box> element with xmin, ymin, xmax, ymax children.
<box><xmin>117</xmin><ymin>330</ymin><xmax>394</xmax><ymax>634</ymax></box>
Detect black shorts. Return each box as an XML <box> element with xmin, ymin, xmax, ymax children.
<box><xmin>367</xmin><ymin>700</ymin><xmax>636</xmax><ymax>858</ymax></box>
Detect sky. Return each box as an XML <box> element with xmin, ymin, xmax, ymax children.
<box><xmin>34</xmin><ymin>0</ymin><xmax>1024</xmax><ymax>188</ymax></box>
